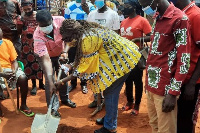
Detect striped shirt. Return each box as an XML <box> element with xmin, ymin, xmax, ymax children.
<box><xmin>64</xmin><ymin>1</ymin><xmax>95</xmax><ymax>20</ymax></box>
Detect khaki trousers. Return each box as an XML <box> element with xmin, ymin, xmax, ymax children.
<box><xmin>146</xmin><ymin>91</ymin><xmax>178</xmax><ymax>133</ymax></box>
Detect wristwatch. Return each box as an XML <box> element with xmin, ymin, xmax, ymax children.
<box><xmin>60</xmin><ymin>79</ymin><xmax>65</xmax><ymax>85</ymax></box>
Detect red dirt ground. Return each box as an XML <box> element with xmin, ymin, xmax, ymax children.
<box><xmin>0</xmin><ymin>76</ymin><xmax>200</xmax><ymax>133</ymax></box>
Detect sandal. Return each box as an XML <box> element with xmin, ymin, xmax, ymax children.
<box><xmin>131</xmin><ymin>109</ymin><xmax>139</xmax><ymax>116</ymax></box>
<box><xmin>20</xmin><ymin>108</ymin><xmax>34</xmax><ymax>117</ymax></box>
<box><xmin>122</xmin><ymin>103</ymin><xmax>134</xmax><ymax>111</ymax></box>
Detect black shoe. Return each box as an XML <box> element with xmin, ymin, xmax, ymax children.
<box><xmin>30</xmin><ymin>87</ymin><xmax>37</xmax><ymax>96</ymax></box>
<box><xmin>81</xmin><ymin>85</ymin><xmax>88</xmax><ymax>94</ymax></box>
<box><xmin>61</xmin><ymin>99</ymin><xmax>76</xmax><ymax>108</ymax></box>
<box><xmin>96</xmin><ymin>117</ymin><xmax>104</xmax><ymax>125</ymax></box>
<box><xmin>39</xmin><ymin>84</ymin><xmax>45</xmax><ymax>90</ymax></box>
<box><xmin>94</xmin><ymin>127</ymin><xmax>117</xmax><ymax>133</ymax></box>
<box><xmin>68</xmin><ymin>85</ymin><xmax>76</xmax><ymax>92</ymax></box>
<box><xmin>51</xmin><ymin>110</ymin><xmax>61</xmax><ymax>118</ymax></box>
<box><xmin>88</xmin><ymin>100</ymin><xmax>97</xmax><ymax>108</ymax></box>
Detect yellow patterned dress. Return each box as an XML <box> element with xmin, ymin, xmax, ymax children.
<box><xmin>73</xmin><ymin>28</ymin><xmax>141</xmax><ymax>93</ymax></box>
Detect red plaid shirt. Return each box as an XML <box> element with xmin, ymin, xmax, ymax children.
<box><xmin>146</xmin><ymin>3</ymin><xmax>191</xmax><ymax>96</ymax></box>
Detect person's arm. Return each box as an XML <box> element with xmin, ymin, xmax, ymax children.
<box><xmin>183</xmin><ymin>57</ymin><xmax>200</xmax><ymax>100</ymax></box>
<box><xmin>183</xmin><ymin>14</ymin><xmax>200</xmax><ymax>100</ymax></box>
<box><xmin>11</xmin><ymin>59</ymin><xmax>18</xmax><ymax>73</ymax></box>
<box><xmin>162</xmin><ymin>16</ymin><xmax>191</xmax><ymax>113</ymax></box>
<box><xmin>60</xmin><ymin>43</ymin><xmax>71</xmax><ymax>59</ymax></box>
<box><xmin>132</xmin><ymin>33</ymin><xmax>151</xmax><ymax>44</ymax></box>
<box><xmin>81</xmin><ymin>2</ymin><xmax>90</xmax><ymax>15</ymax></box>
<box><xmin>55</xmin><ymin>74</ymin><xmax>76</xmax><ymax>88</ymax></box>
<box><xmin>191</xmin><ymin>14</ymin><xmax>200</xmax><ymax>49</ymax></box>
<box><xmin>40</xmin><ymin>54</ymin><xmax>56</xmax><ymax>94</ymax></box>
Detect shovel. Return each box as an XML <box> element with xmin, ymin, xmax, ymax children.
<box><xmin>31</xmin><ymin>93</ymin><xmax>60</xmax><ymax>133</ymax></box>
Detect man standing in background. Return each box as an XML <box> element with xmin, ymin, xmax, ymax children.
<box><xmin>168</xmin><ymin>0</ymin><xmax>200</xmax><ymax>132</ymax></box>
<box><xmin>139</xmin><ymin>0</ymin><xmax>191</xmax><ymax>132</ymax></box>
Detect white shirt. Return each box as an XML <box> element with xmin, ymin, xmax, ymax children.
<box><xmin>87</xmin><ymin>7</ymin><xmax>120</xmax><ymax>30</ymax></box>
<box><xmin>119</xmin><ymin>14</ymin><xmax>125</xmax><ymax>22</ymax></box>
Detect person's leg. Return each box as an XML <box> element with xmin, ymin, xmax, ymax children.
<box><xmin>88</xmin><ymin>93</ymin><xmax>98</xmax><ymax>108</ymax></box>
<box><xmin>55</xmin><ymin>57</ymin><xmax>76</xmax><ymax>108</ymax></box>
<box><xmin>70</xmin><ymin>74</ymin><xmax>77</xmax><ymax>88</ymax></box>
<box><xmin>177</xmin><ymin>85</ymin><xmax>199</xmax><ymax>133</ymax></box>
<box><xmin>125</xmin><ymin>71</ymin><xmax>134</xmax><ymax>103</ymax></box>
<box><xmin>102</xmin><ymin>74</ymin><xmax>129</xmax><ymax>131</ymax></box>
<box><xmin>59</xmin><ymin>70</ymin><xmax>76</xmax><ymax>108</ymax></box>
<box><xmin>35</xmin><ymin>55</ymin><xmax>52</xmax><ymax>106</ymax></box>
<box><xmin>122</xmin><ymin>69</ymin><xmax>134</xmax><ymax>111</ymax></box>
<box><xmin>80</xmin><ymin>79</ymin><xmax>88</xmax><ymax>94</ymax></box>
<box><xmin>16</xmin><ymin>68</ymin><xmax>34</xmax><ymax>116</ymax></box>
<box><xmin>69</xmin><ymin>70</ymin><xmax>77</xmax><ymax>91</ymax></box>
<box><xmin>192</xmin><ymin>87</ymin><xmax>200</xmax><ymax>133</ymax></box>
<box><xmin>39</xmin><ymin>76</ymin><xmax>45</xmax><ymax>89</ymax></box>
<box><xmin>132</xmin><ymin>66</ymin><xmax>143</xmax><ymax>112</ymax></box>
<box><xmin>146</xmin><ymin>91</ymin><xmax>158</xmax><ymax>133</ymax></box>
<box><xmin>153</xmin><ymin>92</ymin><xmax>177</xmax><ymax>133</ymax></box>
<box><xmin>30</xmin><ymin>79</ymin><xmax>37</xmax><ymax>95</ymax></box>
<box><xmin>17</xmin><ymin>75</ymin><xmax>28</xmax><ymax>108</ymax></box>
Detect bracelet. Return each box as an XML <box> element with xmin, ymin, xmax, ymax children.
<box><xmin>62</xmin><ymin>52</ymin><xmax>67</xmax><ymax>54</ymax></box>
<box><xmin>60</xmin><ymin>79</ymin><xmax>65</xmax><ymax>85</ymax></box>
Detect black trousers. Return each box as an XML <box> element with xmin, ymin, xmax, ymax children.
<box><xmin>36</xmin><ymin>56</ymin><xmax>69</xmax><ymax>106</ymax></box>
<box><xmin>177</xmin><ymin>84</ymin><xmax>200</xmax><ymax>133</ymax></box>
<box><xmin>68</xmin><ymin>47</ymin><xmax>87</xmax><ymax>87</ymax></box>
<box><xmin>125</xmin><ymin>65</ymin><xmax>143</xmax><ymax>106</ymax></box>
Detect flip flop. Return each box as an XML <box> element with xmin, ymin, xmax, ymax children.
<box><xmin>20</xmin><ymin>108</ymin><xmax>34</xmax><ymax>117</ymax></box>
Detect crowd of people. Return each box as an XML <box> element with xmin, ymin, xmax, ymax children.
<box><xmin>0</xmin><ymin>0</ymin><xmax>200</xmax><ymax>133</ymax></box>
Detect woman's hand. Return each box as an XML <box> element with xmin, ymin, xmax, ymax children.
<box><xmin>55</xmin><ymin>79</ymin><xmax>65</xmax><ymax>90</ymax></box>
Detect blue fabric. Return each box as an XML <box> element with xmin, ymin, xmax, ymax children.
<box><xmin>0</xmin><ymin>40</ymin><xmax>3</xmax><ymax>46</ymax></box>
<box><xmin>64</xmin><ymin>14</ymin><xmax>70</xmax><ymax>19</ymax></box>
<box><xmin>103</xmin><ymin>73</ymin><xmax>129</xmax><ymax>130</ymax></box>
<box><xmin>37</xmin><ymin>0</ymin><xmax>46</xmax><ymax>10</ymax></box>
<box><xmin>76</xmin><ymin>13</ymin><xmax>85</xmax><ymax>20</ymax></box>
<box><xmin>69</xmin><ymin>4</ymin><xmax>77</xmax><ymax>11</ymax></box>
<box><xmin>65</xmin><ymin>1</ymin><xmax>95</xmax><ymax>20</ymax></box>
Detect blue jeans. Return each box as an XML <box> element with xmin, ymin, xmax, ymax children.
<box><xmin>103</xmin><ymin>73</ymin><xmax>129</xmax><ymax>130</ymax></box>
